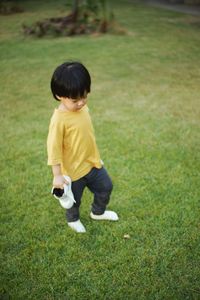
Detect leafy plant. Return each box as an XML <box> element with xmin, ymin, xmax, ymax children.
<box><xmin>22</xmin><ymin>0</ymin><xmax>123</xmax><ymax>37</ymax></box>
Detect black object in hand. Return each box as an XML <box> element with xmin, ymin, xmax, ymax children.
<box><xmin>52</xmin><ymin>188</ymin><xmax>64</xmax><ymax>197</ymax></box>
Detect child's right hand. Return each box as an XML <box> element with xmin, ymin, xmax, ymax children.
<box><xmin>53</xmin><ymin>175</ymin><xmax>69</xmax><ymax>189</ymax></box>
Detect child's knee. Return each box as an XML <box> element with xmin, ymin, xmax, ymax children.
<box><xmin>105</xmin><ymin>177</ymin><xmax>113</xmax><ymax>194</ymax></box>
<box><xmin>106</xmin><ymin>180</ymin><xmax>113</xmax><ymax>193</ymax></box>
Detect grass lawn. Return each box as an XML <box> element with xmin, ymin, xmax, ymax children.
<box><xmin>1</xmin><ymin>0</ymin><xmax>200</xmax><ymax>299</ymax></box>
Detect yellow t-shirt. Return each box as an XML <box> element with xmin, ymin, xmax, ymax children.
<box><xmin>47</xmin><ymin>105</ymin><xmax>102</xmax><ymax>181</ymax></box>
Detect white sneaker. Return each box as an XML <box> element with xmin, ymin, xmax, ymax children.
<box><xmin>52</xmin><ymin>175</ymin><xmax>76</xmax><ymax>209</ymax></box>
<box><xmin>90</xmin><ymin>210</ymin><xmax>119</xmax><ymax>221</ymax></box>
<box><xmin>68</xmin><ymin>220</ymin><xmax>86</xmax><ymax>233</ymax></box>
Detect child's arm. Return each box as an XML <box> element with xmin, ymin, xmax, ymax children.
<box><xmin>52</xmin><ymin>164</ymin><xmax>68</xmax><ymax>188</ymax></box>
<box><xmin>47</xmin><ymin>119</ymin><xmax>67</xmax><ymax>188</ymax></box>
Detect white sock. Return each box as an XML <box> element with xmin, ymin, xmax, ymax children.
<box><xmin>68</xmin><ymin>220</ymin><xmax>86</xmax><ymax>233</ymax></box>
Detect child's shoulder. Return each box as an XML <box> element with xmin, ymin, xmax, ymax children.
<box><xmin>50</xmin><ymin>109</ymin><xmax>67</xmax><ymax>124</ymax></box>
<box><xmin>52</xmin><ymin>108</ymin><xmax>68</xmax><ymax>117</ymax></box>
<box><xmin>85</xmin><ymin>105</ymin><xmax>89</xmax><ymax>112</ymax></box>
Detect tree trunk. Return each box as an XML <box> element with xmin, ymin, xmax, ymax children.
<box><xmin>71</xmin><ymin>0</ymin><xmax>80</xmax><ymax>22</ymax></box>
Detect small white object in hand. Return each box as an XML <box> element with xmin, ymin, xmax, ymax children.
<box><xmin>52</xmin><ymin>175</ymin><xmax>76</xmax><ymax>209</ymax></box>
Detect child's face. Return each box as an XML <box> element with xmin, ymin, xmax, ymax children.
<box><xmin>59</xmin><ymin>95</ymin><xmax>88</xmax><ymax>112</ymax></box>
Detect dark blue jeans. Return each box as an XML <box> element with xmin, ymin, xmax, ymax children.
<box><xmin>66</xmin><ymin>167</ymin><xmax>113</xmax><ymax>222</ymax></box>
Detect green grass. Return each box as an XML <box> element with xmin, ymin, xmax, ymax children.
<box><xmin>1</xmin><ymin>0</ymin><xmax>200</xmax><ymax>299</ymax></box>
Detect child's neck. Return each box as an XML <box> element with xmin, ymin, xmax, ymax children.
<box><xmin>58</xmin><ymin>103</ymin><xmax>69</xmax><ymax>112</ymax></box>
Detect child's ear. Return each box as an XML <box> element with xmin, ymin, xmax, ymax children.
<box><xmin>56</xmin><ymin>95</ymin><xmax>63</xmax><ymax>101</ymax></box>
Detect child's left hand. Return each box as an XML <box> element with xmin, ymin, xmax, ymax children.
<box><xmin>53</xmin><ymin>174</ymin><xmax>69</xmax><ymax>189</ymax></box>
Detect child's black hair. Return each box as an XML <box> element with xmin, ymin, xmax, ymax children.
<box><xmin>51</xmin><ymin>62</ymin><xmax>91</xmax><ymax>101</ymax></box>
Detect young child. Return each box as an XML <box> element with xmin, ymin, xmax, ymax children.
<box><xmin>47</xmin><ymin>62</ymin><xmax>119</xmax><ymax>233</ymax></box>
